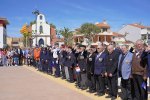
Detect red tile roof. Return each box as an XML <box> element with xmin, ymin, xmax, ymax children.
<box><xmin>95</xmin><ymin>21</ymin><xmax>110</xmax><ymax>28</ymax></box>
<box><xmin>0</xmin><ymin>17</ymin><xmax>9</xmax><ymax>25</ymax></box>
<box><xmin>96</xmin><ymin>23</ymin><xmax>110</xmax><ymax>28</ymax></box>
<box><xmin>112</xmin><ymin>32</ymin><xmax>124</xmax><ymax>37</ymax></box>
<box><xmin>129</xmin><ymin>23</ymin><xmax>145</xmax><ymax>29</ymax></box>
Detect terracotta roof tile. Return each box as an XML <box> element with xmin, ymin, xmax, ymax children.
<box><xmin>96</xmin><ymin>23</ymin><xmax>110</xmax><ymax>28</ymax></box>
<box><xmin>112</xmin><ymin>32</ymin><xmax>124</xmax><ymax>37</ymax></box>
<box><xmin>129</xmin><ymin>24</ymin><xmax>145</xmax><ymax>29</ymax></box>
<box><xmin>0</xmin><ymin>17</ymin><xmax>9</xmax><ymax>24</ymax></box>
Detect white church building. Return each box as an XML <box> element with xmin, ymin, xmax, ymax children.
<box><xmin>32</xmin><ymin>13</ymin><xmax>50</xmax><ymax>46</ymax></box>
<box><xmin>0</xmin><ymin>18</ymin><xmax>9</xmax><ymax>48</ymax></box>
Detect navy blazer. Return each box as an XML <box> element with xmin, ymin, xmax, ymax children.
<box><xmin>64</xmin><ymin>52</ymin><xmax>76</xmax><ymax>67</ymax></box>
<box><xmin>147</xmin><ymin>52</ymin><xmax>150</xmax><ymax>77</ymax></box>
<box><xmin>77</xmin><ymin>51</ymin><xmax>87</xmax><ymax>72</ymax></box>
<box><xmin>94</xmin><ymin>52</ymin><xmax>107</xmax><ymax>75</ymax></box>
<box><xmin>40</xmin><ymin>50</ymin><xmax>50</xmax><ymax>62</ymax></box>
<box><xmin>87</xmin><ymin>53</ymin><xmax>96</xmax><ymax>74</ymax></box>
<box><xmin>59</xmin><ymin>50</ymin><xmax>67</xmax><ymax>65</ymax></box>
<box><xmin>118</xmin><ymin>52</ymin><xmax>133</xmax><ymax>79</ymax></box>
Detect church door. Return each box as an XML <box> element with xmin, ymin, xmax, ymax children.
<box><xmin>38</xmin><ymin>38</ymin><xmax>44</xmax><ymax>46</ymax></box>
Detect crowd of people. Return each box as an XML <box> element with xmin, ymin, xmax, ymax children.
<box><xmin>0</xmin><ymin>39</ymin><xmax>150</xmax><ymax>100</ymax></box>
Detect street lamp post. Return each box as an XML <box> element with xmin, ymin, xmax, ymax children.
<box><xmin>32</xmin><ymin>10</ymin><xmax>40</xmax><ymax>46</ymax></box>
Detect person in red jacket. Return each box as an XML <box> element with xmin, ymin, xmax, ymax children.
<box><xmin>33</xmin><ymin>46</ymin><xmax>41</xmax><ymax>69</ymax></box>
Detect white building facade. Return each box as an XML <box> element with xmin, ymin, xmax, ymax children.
<box><xmin>32</xmin><ymin>13</ymin><xmax>50</xmax><ymax>46</ymax></box>
<box><xmin>0</xmin><ymin>18</ymin><xmax>8</xmax><ymax>48</ymax></box>
<box><xmin>118</xmin><ymin>24</ymin><xmax>150</xmax><ymax>43</ymax></box>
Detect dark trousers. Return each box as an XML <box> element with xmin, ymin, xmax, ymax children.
<box><xmin>132</xmin><ymin>74</ymin><xmax>147</xmax><ymax>100</ymax></box>
<box><xmin>80</xmin><ymin>72</ymin><xmax>87</xmax><ymax>88</ymax></box>
<box><xmin>87</xmin><ymin>73</ymin><xmax>96</xmax><ymax>91</ymax></box>
<box><xmin>55</xmin><ymin>64</ymin><xmax>60</xmax><ymax>77</ymax></box>
<box><xmin>76</xmin><ymin>72</ymin><xmax>81</xmax><ymax>87</ymax></box>
<box><xmin>42</xmin><ymin>63</ymin><xmax>47</xmax><ymax>72</ymax></box>
<box><xmin>53</xmin><ymin>59</ymin><xmax>60</xmax><ymax>77</ymax></box>
<box><xmin>107</xmin><ymin>76</ymin><xmax>118</xmax><ymax>97</ymax></box>
<box><xmin>19</xmin><ymin>55</ymin><xmax>23</xmax><ymax>65</ymax></box>
<box><xmin>61</xmin><ymin>65</ymin><xmax>66</xmax><ymax>78</ymax></box>
<box><xmin>95</xmin><ymin>74</ymin><xmax>105</xmax><ymax>93</ymax></box>
<box><xmin>44</xmin><ymin>62</ymin><xmax>49</xmax><ymax>73</ymax></box>
<box><xmin>121</xmin><ymin>78</ymin><xmax>132</xmax><ymax>100</ymax></box>
<box><xmin>68</xmin><ymin>67</ymin><xmax>74</xmax><ymax>81</ymax></box>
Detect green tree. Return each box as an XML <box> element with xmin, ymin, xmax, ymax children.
<box><xmin>59</xmin><ymin>27</ymin><xmax>73</xmax><ymax>45</ymax></box>
<box><xmin>50</xmin><ymin>23</ymin><xmax>56</xmax><ymax>29</ymax></box>
<box><xmin>30</xmin><ymin>20</ymin><xmax>36</xmax><ymax>26</ymax></box>
<box><xmin>77</xmin><ymin>23</ymin><xmax>101</xmax><ymax>45</ymax></box>
<box><xmin>20</xmin><ymin>24</ymin><xmax>32</xmax><ymax>47</ymax></box>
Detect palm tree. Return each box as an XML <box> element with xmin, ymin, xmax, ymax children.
<box><xmin>59</xmin><ymin>27</ymin><xmax>73</xmax><ymax>45</ymax></box>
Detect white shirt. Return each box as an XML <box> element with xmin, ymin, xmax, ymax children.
<box><xmin>53</xmin><ymin>48</ymin><xmax>59</xmax><ymax>58</ymax></box>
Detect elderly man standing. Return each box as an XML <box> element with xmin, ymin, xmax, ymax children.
<box><xmin>105</xmin><ymin>45</ymin><xmax>119</xmax><ymax>100</ymax></box>
<box><xmin>118</xmin><ymin>45</ymin><xmax>133</xmax><ymax>100</ymax></box>
<box><xmin>94</xmin><ymin>45</ymin><xmax>107</xmax><ymax>96</ymax></box>
<box><xmin>132</xmin><ymin>39</ymin><xmax>148</xmax><ymax>100</ymax></box>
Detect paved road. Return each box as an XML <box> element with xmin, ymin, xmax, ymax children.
<box><xmin>0</xmin><ymin>66</ymin><xmax>92</xmax><ymax>100</ymax></box>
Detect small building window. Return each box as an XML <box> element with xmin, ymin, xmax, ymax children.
<box><xmin>40</xmin><ymin>15</ymin><xmax>43</xmax><ymax>20</ymax></box>
<box><xmin>99</xmin><ymin>36</ymin><xmax>101</xmax><ymax>42</ymax></box>
<box><xmin>141</xmin><ymin>35</ymin><xmax>146</xmax><ymax>40</ymax></box>
<box><xmin>39</xmin><ymin>26</ymin><xmax>43</xmax><ymax>33</ymax></box>
<box><xmin>102</xmin><ymin>28</ymin><xmax>107</xmax><ymax>32</ymax></box>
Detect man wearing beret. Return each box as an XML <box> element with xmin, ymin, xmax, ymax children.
<box><xmin>76</xmin><ymin>45</ymin><xmax>88</xmax><ymax>90</ymax></box>
<box><xmin>86</xmin><ymin>46</ymin><xmax>97</xmax><ymax>93</ymax></box>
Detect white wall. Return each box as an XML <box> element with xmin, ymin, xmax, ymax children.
<box><xmin>0</xmin><ymin>26</ymin><xmax>4</xmax><ymax>48</ymax></box>
<box><xmin>118</xmin><ymin>25</ymin><xmax>141</xmax><ymax>42</ymax></box>
<box><xmin>31</xmin><ymin>13</ymin><xmax>51</xmax><ymax>46</ymax></box>
<box><xmin>141</xmin><ymin>29</ymin><xmax>147</xmax><ymax>35</ymax></box>
<box><xmin>113</xmin><ymin>37</ymin><xmax>125</xmax><ymax>42</ymax></box>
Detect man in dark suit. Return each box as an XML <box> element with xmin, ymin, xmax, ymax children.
<box><xmin>59</xmin><ymin>45</ymin><xmax>67</xmax><ymax>79</ymax></box>
<box><xmin>105</xmin><ymin>45</ymin><xmax>119</xmax><ymax>100</ymax></box>
<box><xmin>147</xmin><ymin>45</ymin><xmax>150</xmax><ymax>81</ymax></box>
<box><xmin>86</xmin><ymin>46</ymin><xmax>96</xmax><ymax>93</ymax></box>
<box><xmin>16</xmin><ymin>47</ymin><xmax>23</xmax><ymax>66</ymax></box>
<box><xmin>76</xmin><ymin>45</ymin><xmax>87</xmax><ymax>90</ymax></box>
<box><xmin>64</xmin><ymin>46</ymin><xmax>76</xmax><ymax>83</ymax></box>
<box><xmin>94</xmin><ymin>45</ymin><xmax>107</xmax><ymax>96</ymax></box>
<box><xmin>40</xmin><ymin>47</ymin><xmax>50</xmax><ymax>73</ymax></box>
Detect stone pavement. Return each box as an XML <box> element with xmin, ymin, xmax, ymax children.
<box><xmin>0</xmin><ymin>66</ymin><xmax>91</xmax><ymax>100</ymax></box>
<box><xmin>0</xmin><ymin>66</ymin><xmax>149</xmax><ymax>100</ymax></box>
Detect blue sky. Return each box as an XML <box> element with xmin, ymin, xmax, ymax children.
<box><xmin>0</xmin><ymin>0</ymin><xmax>150</xmax><ymax>37</ymax></box>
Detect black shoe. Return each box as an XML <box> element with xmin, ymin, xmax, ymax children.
<box><xmin>69</xmin><ymin>80</ymin><xmax>75</xmax><ymax>83</ymax></box>
<box><xmin>61</xmin><ymin>77</ymin><xmax>66</xmax><ymax>79</ymax></box>
<box><xmin>86</xmin><ymin>90</ymin><xmax>91</xmax><ymax>92</ymax></box>
<box><xmin>81</xmin><ymin>86</ymin><xmax>87</xmax><ymax>90</ymax></box>
<box><xmin>105</xmin><ymin>95</ymin><xmax>112</xmax><ymax>98</ymax></box>
<box><xmin>76</xmin><ymin>86</ymin><xmax>81</xmax><ymax>89</ymax></box>
<box><xmin>90</xmin><ymin>90</ymin><xmax>96</xmax><ymax>93</ymax></box>
<box><xmin>94</xmin><ymin>93</ymin><xmax>100</xmax><ymax>96</ymax></box>
<box><xmin>98</xmin><ymin>93</ymin><xmax>105</xmax><ymax>96</ymax></box>
<box><xmin>111</xmin><ymin>96</ymin><xmax>117</xmax><ymax>100</ymax></box>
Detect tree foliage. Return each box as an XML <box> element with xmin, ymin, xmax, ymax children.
<box><xmin>59</xmin><ymin>27</ymin><xmax>73</xmax><ymax>45</ymax></box>
<box><xmin>50</xmin><ymin>23</ymin><xmax>56</xmax><ymax>29</ymax></box>
<box><xmin>20</xmin><ymin>24</ymin><xmax>32</xmax><ymax>47</ymax></box>
<box><xmin>77</xmin><ymin>23</ymin><xmax>101</xmax><ymax>44</ymax></box>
